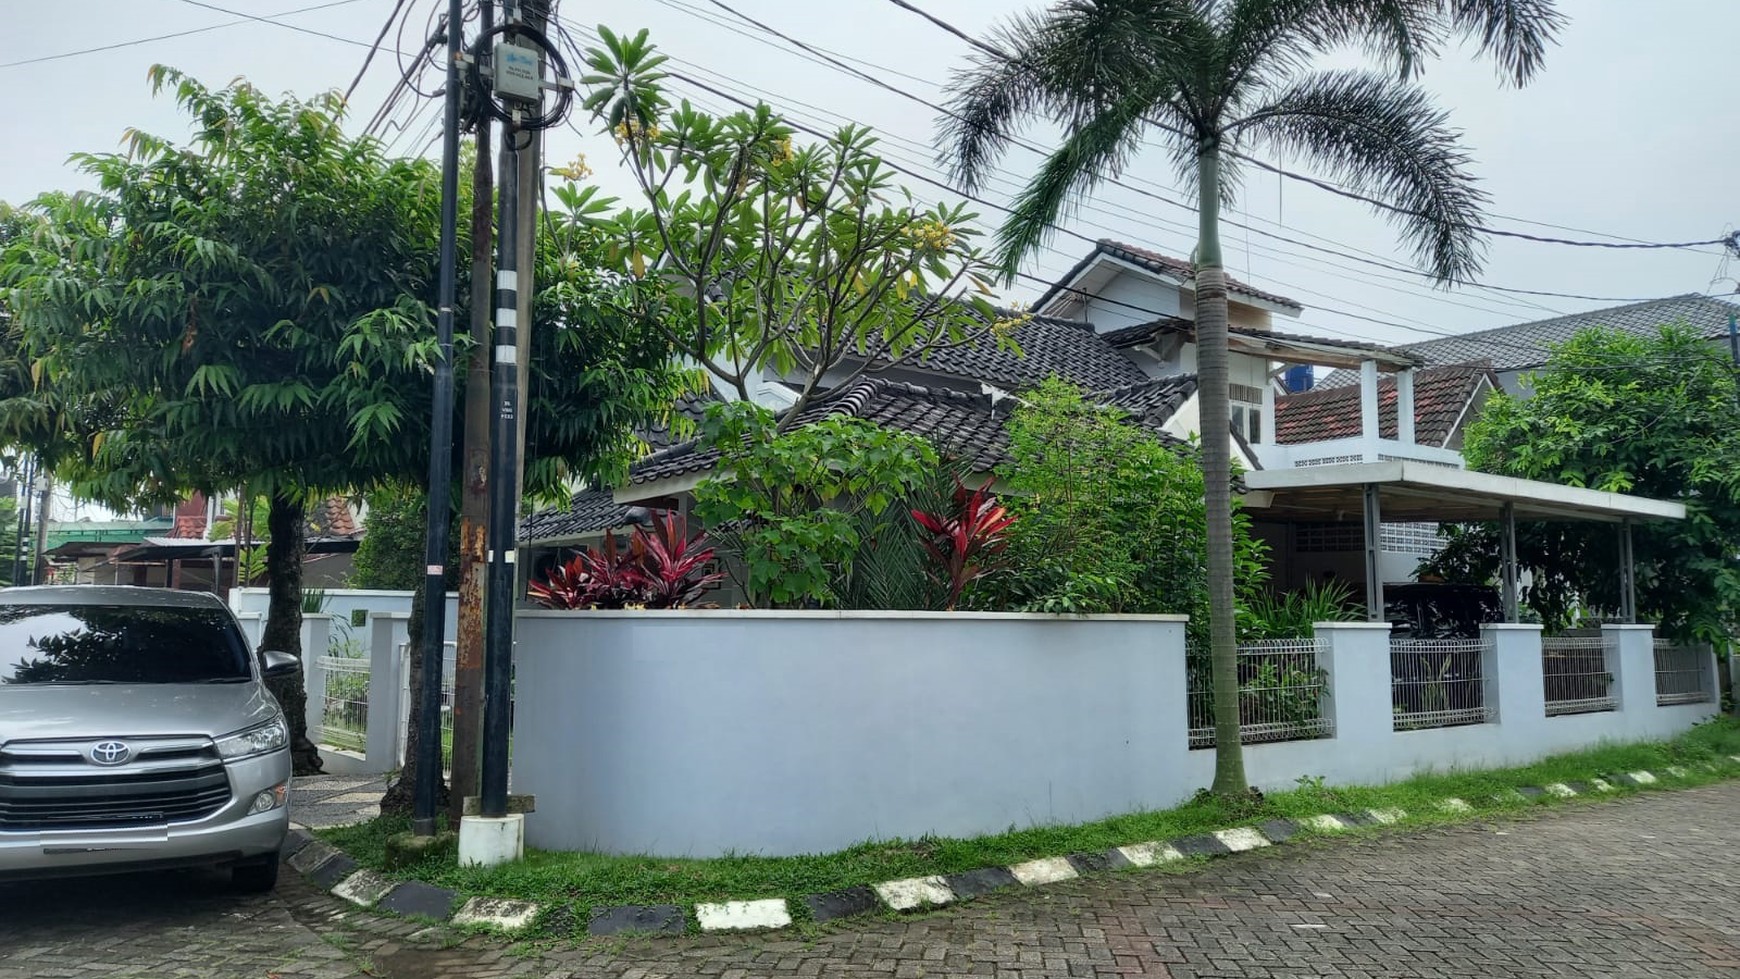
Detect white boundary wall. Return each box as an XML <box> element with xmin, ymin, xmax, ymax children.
<box><xmin>512</xmin><ymin>611</ymin><xmax>1716</xmax><ymax>858</ymax></box>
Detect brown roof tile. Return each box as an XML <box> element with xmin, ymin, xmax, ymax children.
<box><xmin>1275</xmin><ymin>363</ymin><xmax>1494</xmax><ymax>448</ymax></box>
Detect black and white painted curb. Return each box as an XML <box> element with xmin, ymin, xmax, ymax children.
<box><xmin>284</xmin><ymin>761</ymin><xmax>1733</xmax><ymax>938</ymax></box>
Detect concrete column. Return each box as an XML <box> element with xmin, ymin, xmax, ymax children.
<box><xmin>1260</xmin><ymin>380</ymin><xmax>1277</xmax><ymax>446</ymax></box>
<box><xmin>1315</xmin><ymin>622</ymin><xmax>1395</xmax><ymax>745</ymax></box>
<box><xmin>1395</xmin><ymin>367</ymin><xmax>1416</xmax><ymax>446</ymax></box>
<box><xmin>1602</xmin><ymin>623</ymin><xmax>1657</xmax><ymax>713</ymax></box>
<box><xmin>300</xmin><ymin>614</ymin><xmax>331</xmax><ymax>747</ymax></box>
<box><xmin>1482</xmin><ymin>623</ymin><xmax>1544</xmax><ymax>725</ymax></box>
<box><xmin>1359</xmin><ymin>360</ymin><xmax>1380</xmax><ymax>453</ymax></box>
<box><xmin>367</xmin><ymin>612</ymin><xmax>409</xmax><ymax>774</ymax></box>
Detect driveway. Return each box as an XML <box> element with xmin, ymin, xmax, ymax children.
<box><xmin>2</xmin><ymin>782</ymin><xmax>1738</xmax><ymax>978</ymax></box>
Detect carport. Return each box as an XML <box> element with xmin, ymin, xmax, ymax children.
<box><xmin>1241</xmin><ymin>460</ymin><xmax>1686</xmax><ymax>622</ymax></box>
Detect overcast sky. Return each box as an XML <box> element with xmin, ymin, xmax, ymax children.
<box><xmin>6</xmin><ymin>0</ymin><xmax>1738</xmax><ymax>356</ymax></box>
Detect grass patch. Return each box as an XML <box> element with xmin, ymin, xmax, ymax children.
<box><xmin>319</xmin><ymin>717</ymin><xmax>1740</xmax><ymax>936</ymax></box>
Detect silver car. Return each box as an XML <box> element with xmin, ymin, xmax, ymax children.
<box><xmin>0</xmin><ymin>586</ymin><xmax>295</xmax><ymax>891</ymax></box>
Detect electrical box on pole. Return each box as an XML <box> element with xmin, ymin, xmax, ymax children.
<box><xmin>491</xmin><ymin>42</ymin><xmax>543</xmax><ymax>103</ymax></box>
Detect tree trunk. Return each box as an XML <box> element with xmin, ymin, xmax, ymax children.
<box><xmin>1196</xmin><ymin>143</ymin><xmax>1248</xmax><ymax>797</ymax></box>
<box><xmin>381</xmin><ymin>583</ymin><xmax>451</xmax><ymax>817</ymax></box>
<box><xmin>261</xmin><ymin>491</ymin><xmax>322</xmax><ymax>775</ymax></box>
<box><xmin>450</xmin><ymin>113</ymin><xmax>493</xmax><ymax>826</ymax></box>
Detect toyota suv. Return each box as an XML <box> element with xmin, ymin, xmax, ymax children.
<box><xmin>0</xmin><ymin>586</ymin><xmax>295</xmax><ymax>891</ymax></box>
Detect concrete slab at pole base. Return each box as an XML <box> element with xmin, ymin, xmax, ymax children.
<box><xmin>458</xmin><ymin>814</ymin><xmax>525</xmax><ymax>868</ymax></box>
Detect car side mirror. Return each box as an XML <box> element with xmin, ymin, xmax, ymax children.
<box><xmin>260</xmin><ymin>650</ymin><xmax>300</xmax><ymax>679</ymax></box>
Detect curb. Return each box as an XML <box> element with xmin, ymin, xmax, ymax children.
<box><xmin>286</xmin><ymin>761</ymin><xmax>1726</xmax><ymax>938</ymax></box>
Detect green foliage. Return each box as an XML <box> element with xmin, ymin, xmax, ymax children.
<box><xmin>571</xmin><ymin>28</ymin><xmax>1003</xmax><ymax>423</ymax></box>
<box><xmin>1239</xmin><ymin>579</ymin><xmax>1362</xmax><ymax>641</ymax></box>
<box><xmin>693</xmin><ymin>401</ymin><xmax>937</xmax><ymax>607</ymax></box>
<box><xmin>1426</xmin><ymin>325</ymin><xmax>1740</xmax><ymax>642</ymax></box>
<box><xmin>350</xmin><ymin>484</ymin><xmax>453</xmax><ymax>592</ymax></box>
<box><xmin>987</xmin><ymin>379</ymin><xmax>1267</xmax><ymax>632</ymax></box>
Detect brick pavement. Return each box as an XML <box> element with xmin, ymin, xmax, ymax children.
<box><xmin>3</xmin><ymin>783</ymin><xmax>1739</xmax><ymax>978</ymax></box>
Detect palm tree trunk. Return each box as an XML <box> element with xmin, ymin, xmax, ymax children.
<box><xmin>1195</xmin><ymin>143</ymin><xmax>1248</xmax><ymax>797</ymax></box>
<box><xmin>260</xmin><ymin>490</ymin><xmax>323</xmax><ymax>775</ymax></box>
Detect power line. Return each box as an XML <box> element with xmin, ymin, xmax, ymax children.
<box><xmin>344</xmin><ymin>0</ymin><xmax>418</xmax><ymax>103</ymax></box>
<box><xmin>671</xmin><ymin>0</ymin><xmax>1671</xmax><ymax>312</ymax></box>
<box><xmin>172</xmin><ymin>0</ymin><xmax>375</xmax><ymax>48</ymax></box>
<box><xmin>0</xmin><ymin>0</ymin><xmax>364</xmax><ymax>69</ymax></box>
<box><xmin>877</xmin><ymin>0</ymin><xmax>1731</xmax><ymax>254</ymax></box>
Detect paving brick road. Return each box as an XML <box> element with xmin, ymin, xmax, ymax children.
<box><xmin>3</xmin><ymin>783</ymin><xmax>1739</xmax><ymax>978</ymax></box>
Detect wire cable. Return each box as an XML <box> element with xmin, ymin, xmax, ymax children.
<box><xmin>0</xmin><ymin>0</ymin><xmax>364</xmax><ymax>69</ymax></box>
<box><xmin>344</xmin><ymin>0</ymin><xmax>417</xmax><ymax>103</ymax></box>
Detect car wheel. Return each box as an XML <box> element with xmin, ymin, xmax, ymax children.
<box><xmin>231</xmin><ymin>851</ymin><xmax>281</xmax><ymax>893</ymax></box>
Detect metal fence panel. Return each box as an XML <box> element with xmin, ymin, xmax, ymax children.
<box><xmin>1542</xmin><ymin>635</ymin><xmax>1616</xmax><ymax>716</ymax></box>
<box><xmin>1391</xmin><ymin>637</ymin><xmax>1492</xmax><ymax>731</ymax></box>
<box><xmin>1187</xmin><ymin>639</ymin><xmax>1333</xmax><ymax>749</ymax></box>
<box><xmin>316</xmin><ymin>654</ymin><xmax>370</xmax><ymax>752</ymax></box>
<box><xmin>1653</xmin><ymin>640</ymin><xmax>1713</xmax><ymax>706</ymax></box>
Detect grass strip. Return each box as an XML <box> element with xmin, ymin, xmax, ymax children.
<box><xmin>320</xmin><ymin>717</ymin><xmax>1740</xmax><ymax>933</ymax></box>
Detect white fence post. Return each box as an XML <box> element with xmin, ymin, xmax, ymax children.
<box><xmin>300</xmin><ymin>615</ymin><xmax>331</xmax><ymax>748</ymax></box>
<box><xmin>1314</xmin><ymin>622</ymin><xmax>1394</xmax><ymax>745</ymax></box>
<box><xmin>1480</xmin><ymin>623</ymin><xmax>1544</xmax><ymax>725</ymax></box>
<box><xmin>366</xmin><ymin>612</ymin><xmax>410</xmax><ymax>773</ymax></box>
<box><xmin>1602</xmin><ymin>623</ymin><xmax>1657</xmax><ymax>713</ymax></box>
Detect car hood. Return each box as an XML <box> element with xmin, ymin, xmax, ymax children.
<box><xmin>0</xmin><ymin>681</ymin><xmax>281</xmax><ymax>744</ymax></box>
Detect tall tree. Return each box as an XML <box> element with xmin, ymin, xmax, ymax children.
<box><xmin>938</xmin><ymin>0</ymin><xmax>1561</xmax><ymax>795</ymax></box>
<box><xmin>576</xmin><ymin>28</ymin><xmax>1002</xmax><ymax>427</ymax></box>
<box><xmin>2</xmin><ymin>69</ymin><xmax>444</xmax><ymax>772</ymax></box>
<box><xmin>1425</xmin><ymin>325</ymin><xmax>1740</xmax><ymax>643</ymax></box>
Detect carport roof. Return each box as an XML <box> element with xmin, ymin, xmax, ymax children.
<box><xmin>1243</xmin><ymin>460</ymin><xmax>1684</xmax><ymax>524</ymax></box>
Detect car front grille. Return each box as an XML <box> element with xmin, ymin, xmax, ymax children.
<box><xmin>0</xmin><ymin>737</ymin><xmax>232</xmax><ymax>831</ymax></box>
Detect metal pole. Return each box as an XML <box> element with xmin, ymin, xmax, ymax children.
<box><xmin>412</xmin><ymin>0</ymin><xmax>465</xmax><ymax>838</ymax></box>
<box><xmin>1499</xmin><ymin>502</ymin><xmax>1519</xmax><ymax>623</ymax></box>
<box><xmin>1618</xmin><ymin>518</ymin><xmax>1636</xmax><ymax>624</ymax></box>
<box><xmin>480</xmin><ymin>0</ymin><xmax>526</xmax><ymax>819</ymax></box>
<box><xmin>12</xmin><ymin>455</ymin><xmax>33</xmax><ymax>585</ymax></box>
<box><xmin>1362</xmin><ymin>483</ymin><xmax>1384</xmax><ymax>622</ymax></box>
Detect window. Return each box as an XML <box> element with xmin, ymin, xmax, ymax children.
<box><xmin>0</xmin><ymin>604</ymin><xmax>252</xmax><ymax>686</ymax></box>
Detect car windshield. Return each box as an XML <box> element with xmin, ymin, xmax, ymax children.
<box><xmin>0</xmin><ymin>603</ymin><xmax>252</xmax><ymax>685</ymax></box>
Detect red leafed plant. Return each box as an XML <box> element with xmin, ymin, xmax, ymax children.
<box><xmin>910</xmin><ymin>477</ymin><xmax>1017</xmax><ymax>610</ymax></box>
<box><xmin>527</xmin><ymin>513</ymin><xmax>724</xmax><ymax>610</ymax></box>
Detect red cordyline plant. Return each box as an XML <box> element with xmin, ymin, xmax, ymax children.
<box><xmin>527</xmin><ymin>513</ymin><xmax>725</xmax><ymax>610</ymax></box>
<box><xmin>911</xmin><ymin>477</ymin><xmax>1017</xmax><ymax>610</ymax></box>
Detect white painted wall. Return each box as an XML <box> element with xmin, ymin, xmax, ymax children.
<box><xmin>510</xmin><ymin>611</ymin><xmax>1713</xmax><ymax>858</ymax></box>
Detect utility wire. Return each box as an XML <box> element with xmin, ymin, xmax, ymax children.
<box><xmin>344</xmin><ymin>0</ymin><xmax>418</xmax><ymax>103</ymax></box>
<box><xmin>0</xmin><ymin>0</ymin><xmax>364</xmax><ymax>69</ymax></box>
<box><xmin>172</xmin><ymin>0</ymin><xmax>376</xmax><ymax>48</ymax></box>
<box><xmin>675</xmin><ymin>0</ymin><xmax>1672</xmax><ymax>310</ymax></box>
<box><xmin>877</xmin><ymin>0</ymin><xmax>1731</xmax><ymax>253</ymax></box>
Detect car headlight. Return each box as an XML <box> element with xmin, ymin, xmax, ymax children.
<box><xmin>214</xmin><ymin>718</ymin><xmax>289</xmax><ymax>760</ymax></box>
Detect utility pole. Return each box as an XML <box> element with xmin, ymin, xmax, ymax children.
<box><xmin>31</xmin><ymin>472</ymin><xmax>51</xmax><ymax>585</ymax></box>
<box><xmin>411</xmin><ymin>0</ymin><xmax>466</xmax><ymax>838</ymax></box>
<box><xmin>450</xmin><ymin>0</ymin><xmax>495</xmax><ymax>829</ymax></box>
<box><xmin>12</xmin><ymin>455</ymin><xmax>33</xmax><ymax>586</ymax></box>
<box><xmin>512</xmin><ymin>0</ymin><xmax>547</xmax><ymax>502</ymax></box>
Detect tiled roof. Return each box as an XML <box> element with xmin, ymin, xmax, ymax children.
<box><xmin>1106</xmin><ymin>318</ymin><xmax>1412</xmax><ymax>361</ymax></box>
<box><xmin>1319</xmin><ymin>295</ymin><xmax>1740</xmax><ymax>386</ymax></box>
<box><xmin>894</xmin><ymin>309</ymin><xmax>1151</xmax><ymax>391</ymax></box>
<box><xmin>626</xmin><ymin>380</ymin><xmax>1016</xmax><ymax>486</ymax></box>
<box><xmin>1038</xmin><ymin>239</ymin><xmax>1304</xmax><ymax>312</ymax></box>
<box><xmin>634</xmin><ymin>389</ymin><xmax>721</xmax><ymax>452</ymax></box>
<box><xmin>1095</xmin><ymin>375</ymin><xmax>1198</xmax><ymax>427</ymax></box>
<box><xmin>1275</xmin><ymin>363</ymin><xmax>1495</xmax><ymax>448</ymax></box>
<box><xmin>518</xmin><ymin>487</ymin><xmax>636</xmax><ymax>544</ymax></box>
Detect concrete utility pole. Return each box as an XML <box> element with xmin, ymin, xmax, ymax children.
<box><xmin>31</xmin><ymin>473</ymin><xmax>51</xmax><ymax>585</ymax></box>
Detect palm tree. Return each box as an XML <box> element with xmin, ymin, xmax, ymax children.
<box><xmin>939</xmin><ymin>0</ymin><xmax>1562</xmax><ymax>796</ymax></box>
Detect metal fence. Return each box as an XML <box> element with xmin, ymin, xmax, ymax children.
<box><xmin>1391</xmin><ymin>637</ymin><xmax>1493</xmax><ymax>731</ymax></box>
<box><xmin>316</xmin><ymin>654</ymin><xmax>370</xmax><ymax>752</ymax></box>
<box><xmin>1542</xmin><ymin>635</ymin><xmax>1616</xmax><ymax>716</ymax></box>
<box><xmin>396</xmin><ymin>641</ymin><xmax>458</xmax><ymax>772</ymax></box>
<box><xmin>1653</xmin><ymin>639</ymin><xmax>1713</xmax><ymax>706</ymax></box>
<box><xmin>1187</xmin><ymin>639</ymin><xmax>1333</xmax><ymax>749</ymax></box>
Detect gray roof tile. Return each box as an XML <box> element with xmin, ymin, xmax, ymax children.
<box><xmin>1319</xmin><ymin>295</ymin><xmax>1740</xmax><ymax>386</ymax></box>
<box><xmin>895</xmin><ymin>310</ymin><xmax>1151</xmax><ymax>391</ymax></box>
<box><xmin>1037</xmin><ymin>240</ymin><xmax>1304</xmax><ymax>311</ymax></box>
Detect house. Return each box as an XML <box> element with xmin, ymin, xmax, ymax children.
<box><xmin>1318</xmin><ymin>294</ymin><xmax>1740</xmax><ymax>393</ymax></box>
<box><xmin>519</xmin><ymin>239</ymin><xmax>1440</xmax><ymax>593</ymax></box>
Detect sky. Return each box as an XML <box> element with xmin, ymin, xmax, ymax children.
<box><xmin>4</xmin><ymin>0</ymin><xmax>1738</xmax><ymax>357</ymax></box>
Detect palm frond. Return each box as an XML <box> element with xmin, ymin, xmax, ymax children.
<box><xmin>1443</xmin><ymin>0</ymin><xmax>1564</xmax><ymax>85</ymax></box>
<box><xmin>996</xmin><ymin>92</ymin><xmax>1159</xmax><ymax>276</ymax></box>
<box><xmin>1233</xmin><ymin>68</ymin><xmax>1488</xmax><ymax>284</ymax></box>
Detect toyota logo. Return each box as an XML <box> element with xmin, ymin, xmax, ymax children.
<box><xmin>89</xmin><ymin>741</ymin><xmax>131</xmax><ymax>766</ymax></box>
